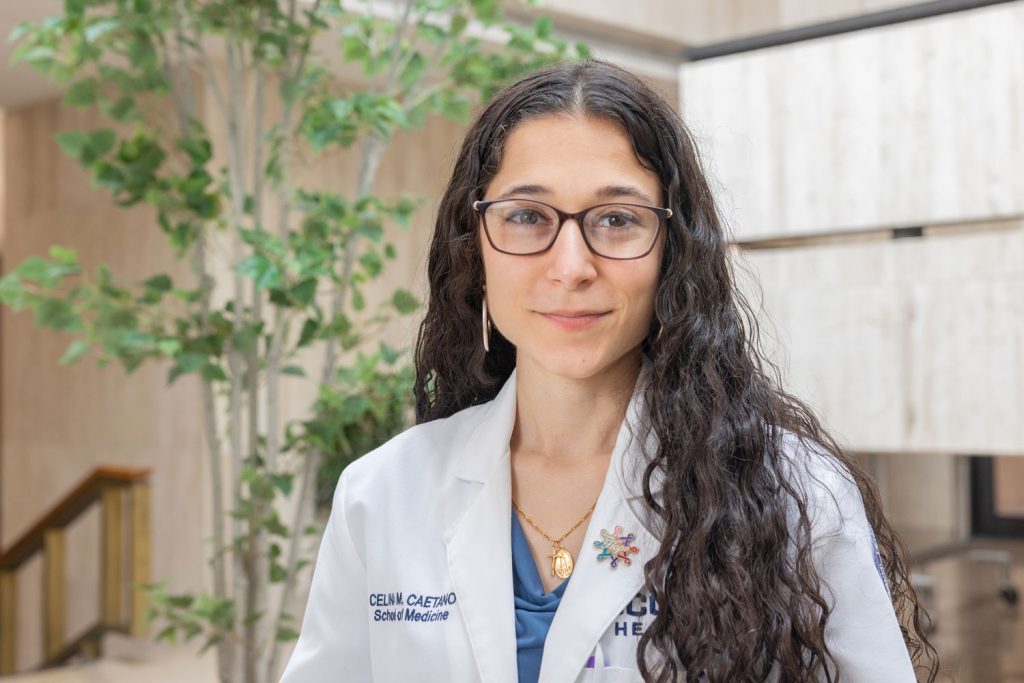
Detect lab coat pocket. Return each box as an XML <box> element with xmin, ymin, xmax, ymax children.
<box><xmin>574</xmin><ymin>642</ymin><xmax>643</xmax><ymax>683</ymax></box>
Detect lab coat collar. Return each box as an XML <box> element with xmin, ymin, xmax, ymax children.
<box><xmin>443</xmin><ymin>366</ymin><xmax>520</xmax><ymax>683</ymax></box>
<box><xmin>451</xmin><ymin>365</ymin><xmax>520</xmax><ymax>484</ymax></box>
<box><xmin>444</xmin><ymin>357</ymin><xmax>659</xmax><ymax>683</ymax></box>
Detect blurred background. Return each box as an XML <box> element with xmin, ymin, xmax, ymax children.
<box><xmin>0</xmin><ymin>1</ymin><xmax>1021</xmax><ymax>681</ymax></box>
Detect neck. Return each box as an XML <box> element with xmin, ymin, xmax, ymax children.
<box><xmin>511</xmin><ymin>351</ymin><xmax>644</xmax><ymax>466</ymax></box>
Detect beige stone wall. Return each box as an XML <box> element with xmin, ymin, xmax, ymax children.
<box><xmin>681</xmin><ymin>2</ymin><xmax>1024</xmax><ymax>241</ymax></box>
<box><xmin>681</xmin><ymin>1</ymin><xmax>1024</xmax><ymax>453</ymax></box>
<box><xmin>734</xmin><ymin>221</ymin><xmax>1024</xmax><ymax>455</ymax></box>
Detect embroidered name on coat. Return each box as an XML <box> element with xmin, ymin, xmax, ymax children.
<box><xmin>369</xmin><ymin>591</ymin><xmax>457</xmax><ymax>623</ymax></box>
<box><xmin>611</xmin><ymin>590</ymin><xmax>659</xmax><ymax>637</ymax></box>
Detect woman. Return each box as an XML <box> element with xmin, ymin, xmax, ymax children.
<box><xmin>280</xmin><ymin>58</ymin><xmax>938</xmax><ymax>682</ymax></box>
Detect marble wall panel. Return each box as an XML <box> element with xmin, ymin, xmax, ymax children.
<box><xmin>681</xmin><ymin>2</ymin><xmax>1024</xmax><ymax>240</ymax></box>
<box><xmin>736</xmin><ymin>224</ymin><xmax>1024</xmax><ymax>454</ymax></box>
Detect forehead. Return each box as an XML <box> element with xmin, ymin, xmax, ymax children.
<box><xmin>486</xmin><ymin>115</ymin><xmax>662</xmax><ymax>206</ymax></box>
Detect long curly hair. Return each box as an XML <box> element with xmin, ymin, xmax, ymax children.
<box><xmin>413</xmin><ymin>57</ymin><xmax>939</xmax><ymax>682</ymax></box>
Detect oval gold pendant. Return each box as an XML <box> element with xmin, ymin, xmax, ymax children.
<box><xmin>551</xmin><ymin>546</ymin><xmax>574</xmax><ymax>579</ymax></box>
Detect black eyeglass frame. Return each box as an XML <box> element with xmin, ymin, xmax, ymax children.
<box><xmin>472</xmin><ymin>197</ymin><xmax>673</xmax><ymax>260</ymax></box>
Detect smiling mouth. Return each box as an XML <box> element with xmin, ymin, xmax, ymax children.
<box><xmin>538</xmin><ymin>311</ymin><xmax>609</xmax><ymax>329</ymax></box>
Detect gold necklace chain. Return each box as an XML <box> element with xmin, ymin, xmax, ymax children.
<box><xmin>512</xmin><ymin>495</ymin><xmax>597</xmax><ymax>544</ymax></box>
<box><xmin>512</xmin><ymin>494</ymin><xmax>598</xmax><ymax>579</ymax></box>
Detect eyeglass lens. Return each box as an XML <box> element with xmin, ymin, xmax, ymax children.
<box><xmin>482</xmin><ymin>199</ymin><xmax>659</xmax><ymax>258</ymax></box>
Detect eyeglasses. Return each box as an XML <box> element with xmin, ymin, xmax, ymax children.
<box><xmin>472</xmin><ymin>197</ymin><xmax>672</xmax><ymax>260</ymax></box>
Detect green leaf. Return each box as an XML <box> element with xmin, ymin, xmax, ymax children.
<box><xmin>64</xmin><ymin>79</ymin><xmax>98</xmax><ymax>107</ymax></box>
<box><xmin>269</xmin><ymin>474</ymin><xmax>294</xmax><ymax>496</ymax></box>
<box><xmin>0</xmin><ymin>274</ymin><xmax>26</xmax><ymax>309</ymax></box>
<box><xmin>342</xmin><ymin>34</ymin><xmax>370</xmax><ymax>64</ymax></box>
<box><xmin>167</xmin><ymin>594</ymin><xmax>194</xmax><ymax>609</ymax></box>
<box><xmin>155</xmin><ymin>625</ymin><xmax>178</xmax><ymax>643</ymax></box>
<box><xmin>289</xmin><ymin>278</ymin><xmax>317</xmax><ymax>306</ymax></box>
<box><xmin>49</xmin><ymin>245</ymin><xmax>78</xmax><ymax>265</ymax></box>
<box><xmin>355</xmin><ymin>220</ymin><xmax>383</xmax><ymax>242</ymax></box>
<box><xmin>84</xmin><ymin>18</ymin><xmax>120</xmax><ymax>43</ymax></box>
<box><xmin>439</xmin><ymin>93</ymin><xmax>470</xmax><ymax>122</ymax></box>
<box><xmin>391</xmin><ymin>289</ymin><xmax>419</xmax><ymax>314</ymax></box>
<box><xmin>378</xmin><ymin>341</ymin><xmax>400</xmax><ymax>365</ymax></box>
<box><xmin>172</xmin><ymin>352</ymin><xmax>205</xmax><ymax>377</ymax></box>
<box><xmin>393</xmin><ymin>196</ymin><xmax>418</xmax><ymax>229</ymax></box>
<box><xmin>535</xmin><ymin>15</ymin><xmax>553</xmax><ymax>39</ymax></box>
<box><xmin>54</xmin><ymin>131</ymin><xmax>88</xmax><ymax>158</ymax></box>
<box><xmin>450</xmin><ymin>14</ymin><xmax>468</xmax><ymax>36</ymax></box>
<box><xmin>399</xmin><ymin>52</ymin><xmax>427</xmax><ymax>92</ymax></box>
<box><xmin>231</xmin><ymin>324</ymin><xmax>260</xmax><ymax>354</ymax></box>
<box><xmin>177</xmin><ymin>136</ymin><xmax>212</xmax><ymax>165</ymax></box>
<box><xmin>201</xmin><ymin>363</ymin><xmax>228</xmax><ymax>382</ymax></box>
<box><xmin>15</xmin><ymin>256</ymin><xmax>52</xmax><ymax>282</ymax></box>
<box><xmin>359</xmin><ymin>251</ymin><xmax>382</xmax><ymax>278</ymax></box>
<box><xmin>264</xmin><ymin>511</ymin><xmax>288</xmax><ymax>536</ymax></box>
<box><xmin>157</xmin><ymin>339</ymin><xmax>181</xmax><ymax>357</ymax></box>
<box><xmin>37</xmin><ymin>298</ymin><xmax>81</xmax><ymax>331</ymax></box>
<box><xmin>281</xmin><ymin>365</ymin><xmax>306</xmax><ymax>377</ymax></box>
<box><xmin>8</xmin><ymin>21</ymin><xmax>34</xmax><ymax>44</ymax></box>
<box><xmin>14</xmin><ymin>45</ymin><xmax>55</xmax><ymax>67</ymax></box>
<box><xmin>243</xmin><ymin>610</ymin><xmax>265</xmax><ymax>627</ymax></box>
<box><xmin>143</xmin><ymin>274</ymin><xmax>172</xmax><ymax>292</ymax></box>
<box><xmin>59</xmin><ymin>339</ymin><xmax>90</xmax><ymax>365</ymax></box>
<box><xmin>90</xmin><ymin>129</ymin><xmax>116</xmax><ymax>157</ymax></box>
<box><xmin>276</xmin><ymin>625</ymin><xmax>300</xmax><ymax>642</ymax></box>
<box><xmin>297</xmin><ymin>318</ymin><xmax>319</xmax><ymax>347</ymax></box>
<box><xmin>105</xmin><ymin>96</ymin><xmax>136</xmax><ymax>122</ymax></box>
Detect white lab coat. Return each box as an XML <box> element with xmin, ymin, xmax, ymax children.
<box><xmin>280</xmin><ymin>358</ymin><xmax>916</xmax><ymax>682</ymax></box>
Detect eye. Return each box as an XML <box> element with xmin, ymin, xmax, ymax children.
<box><xmin>597</xmin><ymin>211</ymin><xmax>640</xmax><ymax>228</ymax></box>
<box><xmin>505</xmin><ymin>208</ymin><xmax>548</xmax><ymax>225</ymax></box>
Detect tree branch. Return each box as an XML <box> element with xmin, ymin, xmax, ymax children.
<box><xmin>165</xmin><ymin>4</ymin><xmax>236</xmax><ymax>682</ymax></box>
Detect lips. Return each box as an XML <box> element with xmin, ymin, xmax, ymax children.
<box><xmin>539</xmin><ymin>310</ymin><xmax>609</xmax><ymax>317</ymax></box>
<box><xmin>538</xmin><ymin>310</ymin><xmax>609</xmax><ymax>330</ymax></box>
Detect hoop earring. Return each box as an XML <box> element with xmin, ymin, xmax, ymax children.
<box><xmin>654</xmin><ymin>321</ymin><xmax>663</xmax><ymax>345</ymax></box>
<box><xmin>482</xmin><ymin>287</ymin><xmax>492</xmax><ymax>352</ymax></box>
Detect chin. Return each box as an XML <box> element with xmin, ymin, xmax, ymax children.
<box><xmin>525</xmin><ymin>348</ymin><xmax>619</xmax><ymax>381</ymax></box>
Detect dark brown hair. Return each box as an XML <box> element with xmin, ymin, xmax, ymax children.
<box><xmin>413</xmin><ymin>57</ymin><xmax>938</xmax><ymax>682</ymax></box>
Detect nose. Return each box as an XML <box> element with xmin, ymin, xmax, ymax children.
<box><xmin>545</xmin><ymin>217</ymin><xmax>598</xmax><ymax>286</ymax></box>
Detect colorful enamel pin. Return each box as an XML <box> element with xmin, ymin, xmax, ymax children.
<box><xmin>593</xmin><ymin>525</ymin><xmax>639</xmax><ymax>568</ymax></box>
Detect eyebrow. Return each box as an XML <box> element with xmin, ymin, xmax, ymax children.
<box><xmin>494</xmin><ymin>183</ymin><xmax>657</xmax><ymax>205</ymax></box>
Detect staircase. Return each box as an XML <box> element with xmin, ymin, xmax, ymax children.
<box><xmin>0</xmin><ymin>467</ymin><xmax>152</xmax><ymax>676</ymax></box>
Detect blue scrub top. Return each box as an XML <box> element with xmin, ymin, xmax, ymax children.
<box><xmin>512</xmin><ymin>511</ymin><xmax>570</xmax><ymax>683</ymax></box>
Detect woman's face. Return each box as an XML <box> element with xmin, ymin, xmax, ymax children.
<box><xmin>479</xmin><ymin>114</ymin><xmax>665</xmax><ymax>381</ymax></box>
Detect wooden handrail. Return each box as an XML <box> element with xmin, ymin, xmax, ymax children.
<box><xmin>0</xmin><ymin>467</ymin><xmax>151</xmax><ymax>571</ymax></box>
<box><xmin>0</xmin><ymin>465</ymin><xmax>152</xmax><ymax>675</ymax></box>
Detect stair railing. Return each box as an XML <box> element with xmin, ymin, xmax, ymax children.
<box><xmin>0</xmin><ymin>466</ymin><xmax>152</xmax><ymax>674</ymax></box>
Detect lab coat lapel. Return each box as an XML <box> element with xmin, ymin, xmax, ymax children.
<box><xmin>539</xmin><ymin>359</ymin><xmax>660</xmax><ymax>683</ymax></box>
<box><xmin>444</xmin><ymin>369</ymin><xmax>520</xmax><ymax>683</ymax></box>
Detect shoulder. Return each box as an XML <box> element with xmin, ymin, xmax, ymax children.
<box><xmin>773</xmin><ymin>428</ymin><xmax>869</xmax><ymax>539</ymax></box>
